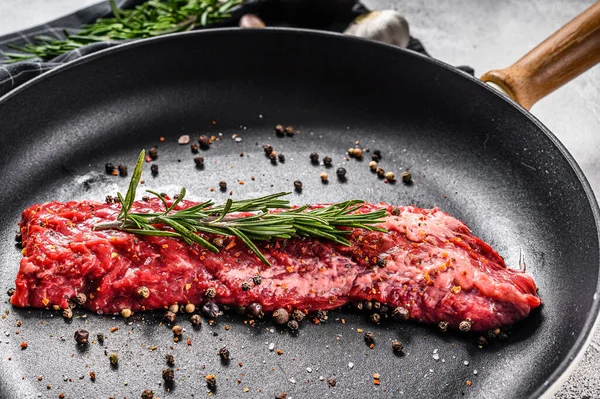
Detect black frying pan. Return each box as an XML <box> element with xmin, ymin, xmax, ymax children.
<box><xmin>0</xmin><ymin>6</ymin><xmax>599</xmax><ymax>399</ymax></box>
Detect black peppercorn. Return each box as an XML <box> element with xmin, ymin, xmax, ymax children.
<box><xmin>74</xmin><ymin>329</ymin><xmax>89</xmax><ymax>345</ymax></box>
<box><xmin>438</xmin><ymin>321</ymin><xmax>449</xmax><ymax>332</ymax></box>
<box><xmin>376</xmin><ymin>167</ymin><xmax>385</xmax><ymax>178</ymax></box>
<box><xmin>353</xmin><ymin>302</ymin><xmax>363</xmax><ymax>311</ymax></box>
<box><xmin>402</xmin><ymin>171</ymin><xmax>412</xmax><ymax>184</ymax></box>
<box><xmin>191</xmin><ymin>143</ymin><xmax>199</xmax><ymax>153</ymax></box>
<box><xmin>336</xmin><ymin>167</ymin><xmax>346</xmax><ymax>180</ymax></box>
<box><xmin>201</xmin><ymin>301</ymin><xmax>220</xmax><ymax>319</ymax></box>
<box><xmin>285</xmin><ymin>126</ymin><xmax>294</xmax><ymax>136</ymax></box>
<box><xmin>275</xmin><ymin>125</ymin><xmax>285</xmax><ymax>136</ymax></box>
<box><xmin>392</xmin><ymin>340</ymin><xmax>404</xmax><ymax>353</ymax></box>
<box><xmin>247</xmin><ymin>302</ymin><xmax>263</xmax><ymax>318</ymax></box>
<box><xmin>293</xmin><ymin>180</ymin><xmax>302</xmax><ymax>192</ymax></box>
<box><xmin>322</xmin><ymin>156</ymin><xmax>332</xmax><ymax>167</ymax></box>
<box><xmin>118</xmin><ymin>164</ymin><xmax>128</xmax><ymax>177</ymax></box>
<box><xmin>316</xmin><ymin>310</ymin><xmax>328</xmax><ymax>322</ymax></box>
<box><xmin>105</xmin><ymin>162</ymin><xmax>115</xmax><ymax>175</ymax></box>
<box><xmin>163</xmin><ymin>311</ymin><xmax>176</xmax><ymax>323</ymax></box>
<box><xmin>363</xmin><ymin>301</ymin><xmax>373</xmax><ymax>313</ymax></box>
<box><xmin>380</xmin><ymin>304</ymin><xmax>390</xmax><ymax>315</ymax></box>
<box><xmin>373</xmin><ymin>301</ymin><xmax>381</xmax><ymax>311</ymax></box>
<box><xmin>287</xmin><ymin>320</ymin><xmax>299</xmax><ymax>334</ymax></box>
<box><xmin>62</xmin><ymin>308</ymin><xmax>73</xmax><ymax>319</ymax></box>
<box><xmin>309</xmin><ymin>152</ymin><xmax>319</xmax><ymax>163</ymax></box>
<box><xmin>269</xmin><ymin>153</ymin><xmax>277</xmax><ymax>164</ymax></box>
<box><xmin>391</xmin><ymin>306</ymin><xmax>410</xmax><ymax>321</ymax></box>
<box><xmin>190</xmin><ymin>314</ymin><xmax>202</xmax><ymax>326</ymax></box>
<box><xmin>218</xmin><ymin>347</ymin><xmax>230</xmax><ymax>361</ymax></box>
<box><xmin>278</xmin><ymin>153</ymin><xmax>285</xmax><ymax>163</ymax></box>
<box><xmin>205</xmin><ymin>287</ymin><xmax>217</xmax><ymax>298</ymax></box>
<box><xmin>263</xmin><ymin>144</ymin><xmax>273</xmax><ymax>155</ymax></box>
<box><xmin>162</xmin><ymin>368</ymin><xmax>174</xmax><ymax>383</ymax></box>
<box><xmin>253</xmin><ymin>275</ymin><xmax>262</xmax><ymax>286</ymax></box>
<box><xmin>150</xmin><ymin>164</ymin><xmax>159</xmax><ymax>176</ymax></box>
<box><xmin>165</xmin><ymin>354</ymin><xmax>175</xmax><ymax>367</ymax></box>
<box><xmin>219</xmin><ymin>181</ymin><xmax>227</xmax><ymax>191</ymax></box>
<box><xmin>373</xmin><ymin>150</ymin><xmax>381</xmax><ymax>158</ymax></box>
<box><xmin>241</xmin><ymin>281</ymin><xmax>252</xmax><ymax>291</ymax></box>
<box><xmin>363</xmin><ymin>331</ymin><xmax>375</xmax><ymax>345</ymax></box>
<box><xmin>369</xmin><ymin>313</ymin><xmax>381</xmax><ymax>324</ymax></box>
<box><xmin>7</xmin><ymin>287</ymin><xmax>15</xmax><ymax>297</ymax></box>
<box><xmin>371</xmin><ymin>154</ymin><xmax>380</xmax><ymax>162</ymax></box>
<box><xmin>141</xmin><ymin>390</ymin><xmax>154</xmax><ymax>399</ymax></box>
<box><xmin>97</xmin><ymin>333</ymin><xmax>104</xmax><ymax>345</ymax></box>
<box><xmin>105</xmin><ymin>195</ymin><xmax>114</xmax><ymax>204</ymax></box>
<box><xmin>291</xmin><ymin>310</ymin><xmax>305</xmax><ymax>322</ymax></box>
<box><xmin>376</xmin><ymin>257</ymin><xmax>387</xmax><ymax>268</ymax></box>
<box><xmin>391</xmin><ymin>207</ymin><xmax>401</xmax><ymax>216</ymax></box>
<box><xmin>272</xmin><ymin>308</ymin><xmax>289</xmax><ymax>325</ymax></box>
<box><xmin>141</xmin><ymin>195</ymin><xmax>150</xmax><ymax>202</ymax></box>
<box><xmin>199</xmin><ymin>135</ymin><xmax>210</xmax><ymax>149</ymax></box>
<box><xmin>148</xmin><ymin>147</ymin><xmax>158</xmax><ymax>159</ymax></box>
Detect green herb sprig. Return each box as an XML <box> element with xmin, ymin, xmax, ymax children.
<box><xmin>93</xmin><ymin>150</ymin><xmax>388</xmax><ymax>266</ymax></box>
<box><xmin>3</xmin><ymin>0</ymin><xmax>243</xmax><ymax>62</ymax></box>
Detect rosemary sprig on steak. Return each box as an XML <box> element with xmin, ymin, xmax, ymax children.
<box><xmin>93</xmin><ymin>150</ymin><xmax>387</xmax><ymax>266</ymax></box>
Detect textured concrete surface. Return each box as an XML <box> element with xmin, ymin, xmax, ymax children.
<box><xmin>1</xmin><ymin>1</ymin><xmax>599</xmax><ymax>397</ymax></box>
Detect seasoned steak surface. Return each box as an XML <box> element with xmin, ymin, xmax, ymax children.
<box><xmin>12</xmin><ymin>199</ymin><xmax>541</xmax><ymax>332</ymax></box>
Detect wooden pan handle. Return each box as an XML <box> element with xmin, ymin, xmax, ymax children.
<box><xmin>481</xmin><ymin>2</ymin><xmax>600</xmax><ymax>110</ymax></box>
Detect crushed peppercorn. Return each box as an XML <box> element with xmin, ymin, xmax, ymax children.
<box><xmin>291</xmin><ymin>310</ymin><xmax>305</xmax><ymax>322</ymax></box>
<box><xmin>218</xmin><ymin>347</ymin><xmax>230</xmax><ymax>361</ymax></box>
<box><xmin>74</xmin><ymin>330</ymin><xmax>89</xmax><ymax>345</ymax></box>
<box><xmin>392</xmin><ymin>340</ymin><xmax>404</xmax><ymax>353</ymax></box>
<box><xmin>165</xmin><ymin>353</ymin><xmax>175</xmax><ymax>367</ymax></box>
<box><xmin>162</xmin><ymin>368</ymin><xmax>174</xmax><ymax>383</ymax></box>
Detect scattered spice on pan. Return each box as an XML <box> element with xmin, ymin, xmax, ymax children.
<box><xmin>248</xmin><ymin>303</ymin><xmax>264</xmax><ymax>318</ymax></box>
<box><xmin>219</xmin><ymin>347</ymin><xmax>230</xmax><ymax>361</ymax></box>
<box><xmin>202</xmin><ymin>301</ymin><xmax>220</xmax><ymax>319</ymax></box>
<box><xmin>323</xmin><ymin>156</ymin><xmax>332</xmax><ymax>167</ymax></box>
<box><xmin>105</xmin><ymin>163</ymin><xmax>115</xmax><ymax>175</ymax></box>
<box><xmin>184</xmin><ymin>303</ymin><xmax>195</xmax><ymax>313</ymax></box>
<box><xmin>178</xmin><ymin>135</ymin><xmax>190</xmax><ymax>145</ymax></box>
<box><xmin>97</xmin><ymin>333</ymin><xmax>104</xmax><ymax>345</ymax></box>
<box><xmin>275</xmin><ymin>392</ymin><xmax>287</xmax><ymax>399</ymax></box>
<box><xmin>369</xmin><ymin>313</ymin><xmax>381</xmax><ymax>324</ymax></box>
<box><xmin>163</xmin><ymin>311</ymin><xmax>176</xmax><ymax>324</ymax></box>
<box><xmin>141</xmin><ymin>390</ymin><xmax>154</xmax><ymax>399</ymax></box>
<box><xmin>199</xmin><ymin>135</ymin><xmax>210</xmax><ymax>149</ymax></box>
<box><xmin>392</xmin><ymin>340</ymin><xmax>404</xmax><ymax>353</ymax></box>
<box><xmin>385</xmin><ymin>171</ymin><xmax>395</xmax><ymax>182</ymax></box>
<box><xmin>373</xmin><ymin>150</ymin><xmax>382</xmax><ymax>159</ymax></box>
<box><xmin>118</xmin><ymin>164</ymin><xmax>128</xmax><ymax>177</ymax></box>
<box><xmin>294</xmin><ymin>180</ymin><xmax>303</xmax><ymax>192</ymax></box>
<box><xmin>292</xmin><ymin>310</ymin><xmax>305</xmax><ymax>322</ymax></box>
<box><xmin>278</xmin><ymin>153</ymin><xmax>285</xmax><ymax>163</ymax></box>
<box><xmin>62</xmin><ymin>308</ymin><xmax>73</xmax><ymax>319</ymax></box>
<box><xmin>150</xmin><ymin>164</ymin><xmax>159</xmax><ymax>177</ymax></box>
<box><xmin>74</xmin><ymin>329</ymin><xmax>89</xmax><ymax>345</ymax></box>
<box><xmin>327</xmin><ymin>378</ymin><xmax>337</xmax><ymax>388</ymax></box>
<box><xmin>109</xmin><ymin>326</ymin><xmax>119</xmax><ymax>333</ymax></box>
<box><xmin>310</xmin><ymin>152</ymin><xmax>319</xmax><ymax>164</ymax></box>
<box><xmin>219</xmin><ymin>181</ymin><xmax>227</xmax><ymax>191</ymax></box>
<box><xmin>263</xmin><ymin>144</ymin><xmax>273</xmax><ymax>155</ymax></box>
<box><xmin>121</xmin><ymin>308</ymin><xmax>132</xmax><ymax>318</ymax></box>
<box><xmin>148</xmin><ymin>147</ymin><xmax>158</xmax><ymax>160</ymax></box>
<box><xmin>275</xmin><ymin>125</ymin><xmax>285</xmax><ymax>136</ymax></box>
<box><xmin>401</xmin><ymin>171</ymin><xmax>412</xmax><ymax>184</ymax></box>
<box><xmin>353</xmin><ymin>148</ymin><xmax>363</xmax><ymax>159</ymax></box>
<box><xmin>269</xmin><ymin>153</ymin><xmax>278</xmax><ymax>164</ymax></box>
<box><xmin>373</xmin><ymin>373</ymin><xmax>381</xmax><ymax>385</ymax></box>
<box><xmin>287</xmin><ymin>320</ymin><xmax>299</xmax><ymax>334</ymax></box>
<box><xmin>190</xmin><ymin>314</ymin><xmax>202</xmax><ymax>326</ymax></box>
<box><xmin>285</xmin><ymin>126</ymin><xmax>294</xmax><ymax>136</ymax></box>
<box><xmin>272</xmin><ymin>308</ymin><xmax>289</xmax><ymax>325</ymax></box>
<box><xmin>206</xmin><ymin>374</ymin><xmax>217</xmax><ymax>391</ymax></box>
<box><xmin>391</xmin><ymin>306</ymin><xmax>409</xmax><ymax>321</ymax></box>
<box><xmin>165</xmin><ymin>354</ymin><xmax>175</xmax><ymax>367</ymax></box>
<box><xmin>20</xmin><ymin>341</ymin><xmax>28</xmax><ymax>350</ymax></box>
<box><xmin>172</xmin><ymin>325</ymin><xmax>183</xmax><ymax>336</ymax></box>
<box><xmin>477</xmin><ymin>336</ymin><xmax>489</xmax><ymax>348</ymax></box>
<box><xmin>364</xmin><ymin>331</ymin><xmax>375</xmax><ymax>346</ymax></box>
<box><xmin>376</xmin><ymin>167</ymin><xmax>385</xmax><ymax>178</ymax></box>
<box><xmin>191</xmin><ymin>143</ymin><xmax>199</xmax><ymax>154</ymax></box>
<box><xmin>109</xmin><ymin>352</ymin><xmax>119</xmax><ymax>366</ymax></box>
<box><xmin>320</xmin><ymin>172</ymin><xmax>329</xmax><ymax>183</ymax></box>
<box><xmin>438</xmin><ymin>321</ymin><xmax>449</xmax><ymax>332</ymax></box>
<box><xmin>459</xmin><ymin>319</ymin><xmax>472</xmax><ymax>332</ymax></box>
<box><xmin>316</xmin><ymin>310</ymin><xmax>328</xmax><ymax>322</ymax></box>
<box><xmin>162</xmin><ymin>368</ymin><xmax>174</xmax><ymax>383</ymax></box>
<box><xmin>336</xmin><ymin>167</ymin><xmax>347</xmax><ymax>180</ymax></box>
<box><xmin>276</xmin><ymin>349</ymin><xmax>284</xmax><ymax>355</ymax></box>
<box><xmin>89</xmin><ymin>371</ymin><xmax>96</xmax><ymax>382</ymax></box>
<box><xmin>369</xmin><ymin>161</ymin><xmax>378</xmax><ymax>171</ymax></box>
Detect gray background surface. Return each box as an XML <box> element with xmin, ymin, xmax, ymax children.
<box><xmin>0</xmin><ymin>0</ymin><xmax>599</xmax><ymax>397</ymax></box>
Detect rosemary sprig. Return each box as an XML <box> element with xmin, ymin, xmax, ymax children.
<box><xmin>94</xmin><ymin>150</ymin><xmax>388</xmax><ymax>266</ymax></box>
<box><xmin>3</xmin><ymin>0</ymin><xmax>243</xmax><ymax>62</ymax></box>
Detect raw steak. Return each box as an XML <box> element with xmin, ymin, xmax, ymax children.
<box><xmin>11</xmin><ymin>199</ymin><xmax>541</xmax><ymax>332</ymax></box>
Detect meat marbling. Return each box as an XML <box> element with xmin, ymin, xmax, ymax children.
<box><xmin>11</xmin><ymin>199</ymin><xmax>541</xmax><ymax>332</ymax></box>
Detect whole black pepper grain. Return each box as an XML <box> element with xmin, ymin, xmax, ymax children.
<box><xmin>364</xmin><ymin>331</ymin><xmax>375</xmax><ymax>345</ymax></box>
<box><xmin>150</xmin><ymin>164</ymin><xmax>159</xmax><ymax>176</ymax></box>
<box><xmin>237</xmin><ymin>306</ymin><xmax>247</xmax><ymax>315</ymax></box>
<box><xmin>371</xmin><ymin>154</ymin><xmax>380</xmax><ymax>162</ymax></box>
<box><xmin>278</xmin><ymin>153</ymin><xmax>285</xmax><ymax>163</ymax></box>
<box><xmin>263</xmin><ymin>144</ymin><xmax>273</xmax><ymax>155</ymax></box>
<box><xmin>391</xmin><ymin>306</ymin><xmax>410</xmax><ymax>321</ymax></box>
<box><xmin>218</xmin><ymin>347</ymin><xmax>230</xmax><ymax>361</ymax></box>
<box><xmin>373</xmin><ymin>301</ymin><xmax>381</xmax><ymax>311</ymax></box>
<box><xmin>459</xmin><ymin>319</ymin><xmax>472</xmax><ymax>332</ymax></box>
<box><xmin>199</xmin><ymin>135</ymin><xmax>210</xmax><ymax>149</ymax></box>
<box><xmin>353</xmin><ymin>302</ymin><xmax>364</xmax><ymax>311</ymax></box>
<box><xmin>310</xmin><ymin>152</ymin><xmax>319</xmax><ymax>164</ymax></box>
<box><xmin>247</xmin><ymin>303</ymin><xmax>263</xmax><ymax>318</ymax></box>
<box><xmin>252</xmin><ymin>275</ymin><xmax>262</xmax><ymax>285</ymax></box>
<box><xmin>105</xmin><ymin>195</ymin><xmax>114</xmax><ymax>204</ymax></box>
<box><xmin>379</xmin><ymin>304</ymin><xmax>390</xmax><ymax>315</ymax></box>
<box><xmin>316</xmin><ymin>310</ymin><xmax>328</xmax><ymax>322</ymax></box>
<box><xmin>165</xmin><ymin>354</ymin><xmax>175</xmax><ymax>367</ymax></box>
<box><xmin>269</xmin><ymin>153</ymin><xmax>277</xmax><ymax>164</ymax></box>
<box><xmin>285</xmin><ymin>126</ymin><xmax>294</xmax><ymax>136</ymax></box>
<box><xmin>336</xmin><ymin>167</ymin><xmax>346</xmax><ymax>180</ymax></box>
<box><xmin>376</xmin><ymin>257</ymin><xmax>387</xmax><ymax>268</ymax></box>
<box><xmin>162</xmin><ymin>368</ymin><xmax>174</xmax><ymax>383</ymax></box>
<box><xmin>191</xmin><ymin>143</ymin><xmax>199</xmax><ymax>153</ymax></box>
<box><xmin>401</xmin><ymin>171</ymin><xmax>412</xmax><ymax>184</ymax></box>
<box><xmin>97</xmin><ymin>333</ymin><xmax>104</xmax><ymax>345</ymax></box>
<box><xmin>323</xmin><ymin>156</ymin><xmax>332</xmax><ymax>167</ymax></box>
<box><xmin>7</xmin><ymin>287</ymin><xmax>15</xmax><ymax>297</ymax></box>
<box><xmin>241</xmin><ymin>281</ymin><xmax>252</xmax><ymax>291</ymax></box>
<box><xmin>75</xmin><ymin>293</ymin><xmax>87</xmax><ymax>306</ymax></box>
<box><xmin>201</xmin><ymin>301</ymin><xmax>220</xmax><ymax>319</ymax></box>
<box><xmin>392</xmin><ymin>340</ymin><xmax>404</xmax><ymax>353</ymax></box>
<box><xmin>74</xmin><ymin>329</ymin><xmax>89</xmax><ymax>345</ymax></box>
<box><xmin>272</xmin><ymin>308</ymin><xmax>289</xmax><ymax>325</ymax></box>
<box><xmin>163</xmin><ymin>311</ymin><xmax>176</xmax><ymax>324</ymax></box>
<box><xmin>205</xmin><ymin>374</ymin><xmax>217</xmax><ymax>391</ymax></box>
<box><xmin>275</xmin><ymin>125</ymin><xmax>285</xmax><ymax>136</ymax></box>
<box><xmin>190</xmin><ymin>314</ymin><xmax>202</xmax><ymax>326</ymax></box>
<box><xmin>219</xmin><ymin>181</ymin><xmax>227</xmax><ymax>191</ymax></box>
<box><xmin>287</xmin><ymin>320</ymin><xmax>299</xmax><ymax>332</ymax></box>
<box><xmin>118</xmin><ymin>164</ymin><xmax>128</xmax><ymax>177</ymax></box>
<box><xmin>141</xmin><ymin>195</ymin><xmax>150</xmax><ymax>202</ymax></box>
<box><xmin>438</xmin><ymin>321</ymin><xmax>449</xmax><ymax>332</ymax></box>
<box><xmin>373</xmin><ymin>149</ymin><xmax>381</xmax><ymax>158</ymax></box>
<box><xmin>391</xmin><ymin>207</ymin><xmax>401</xmax><ymax>216</ymax></box>
<box><xmin>369</xmin><ymin>313</ymin><xmax>381</xmax><ymax>324</ymax></box>
<box><xmin>291</xmin><ymin>310</ymin><xmax>305</xmax><ymax>322</ymax></box>
<box><xmin>194</xmin><ymin>156</ymin><xmax>204</xmax><ymax>167</ymax></box>
<box><xmin>293</xmin><ymin>180</ymin><xmax>302</xmax><ymax>192</ymax></box>
<box><xmin>148</xmin><ymin>147</ymin><xmax>158</xmax><ymax>159</ymax></box>
<box><xmin>376</xmin><ymin>167</ymin><xmax>385</xmax><ymax>178</ymax></box>
<box><xmin>105</xmin><ymin>163</ymin><xmax>115</xmax><ymax>175</ymax></box>
<box><xmin>141</xmin><ymin>390</ymin><xmax>154</xmax><ymax>399</ymax></box>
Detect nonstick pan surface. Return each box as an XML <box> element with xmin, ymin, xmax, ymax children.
<box><xmin>0</xmin><ymin>29</ymin><xmax>598</xmax><ymax>399</ymax></box>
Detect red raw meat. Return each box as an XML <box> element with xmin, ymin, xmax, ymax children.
<box><xmin>11</xmin><ymin>199</ymin><xmax>541</xmax><ymax>332</ymax></box>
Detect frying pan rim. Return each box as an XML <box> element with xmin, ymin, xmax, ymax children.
<box><xmin>0</xmin><ymin>27</ymin><xmax>599</xmax><ymax>398</ymax></box>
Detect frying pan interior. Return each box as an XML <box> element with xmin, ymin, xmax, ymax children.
<box><xmin>0</xmin><ymin>29</ymin><xmax>598</xmax><ymax>398</ymax></box>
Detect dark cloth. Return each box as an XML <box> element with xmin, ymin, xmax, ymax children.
<box><xmin>0</xmin><ymin>0</ymin><xmax>432</xmax><ymax>97</ymax></box>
